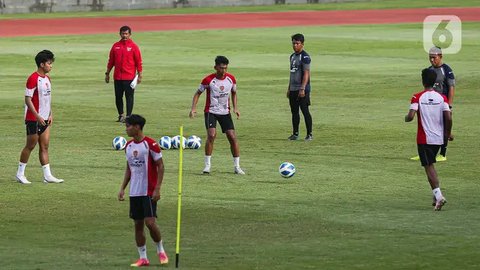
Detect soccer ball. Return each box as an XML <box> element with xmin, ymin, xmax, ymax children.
<box><xmin>171</xmin><ymin>135</ymin><xmax>186</xmax><ymax>149</ymax></box>
<box><xmin>112</xmin><ymin>136</ymin><xmax>127</xmax><ymax>151</ymax></box>
<box><xmin>279</xmin><ymin>162</ymin><xmax>295</xmax><ymax>178</ymax></box>
<box><xmin>186</xmin><ymin>135</ymin><xmax>202</xmax><ymax>149</ymax></box>
<box><xmin>159</xmin><ymin>136</ymin><xmax>172</xmax><ymax>150</ymax></box>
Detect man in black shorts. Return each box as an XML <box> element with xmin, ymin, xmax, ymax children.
<box><xmin>411</xmin><ymin>46</ymin><xmax>456</xmax><ymax>161</ymax></box>
<box><xmin>118</xmin><ymin>114</ymin><xmax>168</xmax><ymax>267</ymax></box>
<box><xmin>16</xmin><ymin>50</ymin><xmax>64</xmax><ymax>184</ymax></box>
<box><xmin>189</xmin><ymin>56</ymin><xmax>245</xmax><ymax>175</ymax></box>
<box><xmin>405</xmin><ymin>69</ymin><xmax>453</xmax><ymax>211</ymax></box>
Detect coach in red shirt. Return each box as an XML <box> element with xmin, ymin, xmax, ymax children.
<box><xmin>105</xmin><ymin>25</ymin><xmax>143</xmax><ymax>123</ymax></box>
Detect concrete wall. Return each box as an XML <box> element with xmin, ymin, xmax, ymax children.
<box><xmin>0</xmin><ymin>0</ymin><xmax>355</xmax><ymax>14</ymax></box>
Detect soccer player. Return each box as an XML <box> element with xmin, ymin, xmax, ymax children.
<box><xmin>287</xmin><ymin>33</ymin><xmax>313</xmax><ymax>141</ymax></box>
<box><xmin>15</xmin><ymin>50</ymin><xmax>64</xmax><ymax>184</ymax></box>
<box><xmin>105</xmin><ymin>25</ymin><xmax>143</xmax><ymax>123</ymax></box>
<box><xmin>189</xmin><ymin>56</ymin><xmax>245</xmax><ymax>175</ymax></box>
<box><xmin>405</xmin><ymin>68</ymin><xmax>453</xmax><ymax>211</ymax></box>
<box><xmin>411</xmin><ymin>46</ymin><xmax>455</xmax><ymax>161</ymax></box>
<box><xmin>118</xmin><ymin>114</ymin><xmax>169</xmax><ymax>267</ymax></box>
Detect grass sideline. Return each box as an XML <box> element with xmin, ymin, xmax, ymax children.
<box><xmin>0</xmin><ymin>0</ymin><xmax>479</xmax><ymax>19</ymax></box>
<box><xmin>1</xmin><ymin>21</ymin><xmax>480</xmax><ymax>270</ymax></box>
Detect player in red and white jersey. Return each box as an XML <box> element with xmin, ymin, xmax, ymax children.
<box><xmin>15</xmin><ymin>50</ymin><xmax>64</xmax><ymax>184</ymax></box>
<box><xmin>410</xmin><ymin>46</ymin><xmax>456</xmax><ymax>161</ymax></box>
<box><xmin>189</xmin><ymin>56</ymin><xmax>245</xmax><ymax>175</ymax></box>
<box><xmin>405</xmin><ymin>69</ymin><xmax>453</xmax><ymax>211</ymax></box>
<box><xmin>118</xmin><ymin>114</ymin><xmax>168</xmax><ymax>267</ymax></box>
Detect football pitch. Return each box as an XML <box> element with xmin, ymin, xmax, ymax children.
<box><xmin>1</xmin><ymin>3</ymin><xmax>480</xmax><ymax>270</ymax></box>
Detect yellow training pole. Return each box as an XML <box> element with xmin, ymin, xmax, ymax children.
<box><xmin>175</xmin><ymin>126</ymin><xmax>184</xmax><ymax>268</ymax></box>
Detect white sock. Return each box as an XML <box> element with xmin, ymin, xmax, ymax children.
<box><xmin>233</xmin><ymin>157</ymin><xmax>240</xmax><ymax>168</ymax></box>
<box><xmin>155</xmin><ymin>240</ymin><xmax>165</xmax><ymax>254</ymax></box>
<box><xmin>137</xmin><ymin>245</ymin><xmax>147</xmax><ymax>259</ymax></box>
<box><xmin>42</xmin><ymin>164</ymin><xmax>52</xmax><ymax>178</ymax></box>
<box><xmin>17</xmin><ymin>162</ymin><xmax>27</xmax><ymax>176</ymax></box>
<box><xmin>432</xmin><ymin>188</ymin><xmax>443</xmax><ymax>201</ymax></box>
<box><xmin>205</xmin><ymin>155</ymin><xmax>211</xmax><ymax>166</ymax></box>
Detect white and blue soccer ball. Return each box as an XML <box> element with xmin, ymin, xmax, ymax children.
<box><xmin>171</xmin><ymin>135</ymin><xmax>186</xmax><ymax>149</ymax></box>
<box><xmin>112</xmin><ymin>136</ymin><xmax>127</xmax><ymax>151</ymax></box>
<box><xmin>279</xmin><ymin>162</ymin><xmax>295</xmax><ymax>178</ymax></box>
<box><xmin>159</xmin><ymin>136</ymin><xmax>172</xmax><ymax>150</ymax></box>
<box><xmin>186</xmin><ymin>135</ymin><xmax>202</xmax><ymax>149</ymax></box>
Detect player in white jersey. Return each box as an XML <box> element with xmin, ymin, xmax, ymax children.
<box><xmin>15</xmin><ymin>50</ymin><xmax>64</xmax><ymax>184</ymax></box>
<box><xmin>118</xmin><ymin>114</ymin><xmax>168</xmax><ymax>267</ymax></box>
<box><xmin>405</xmin><ymin>69</ymin><xmax>453</xmax><ymax>211</ymax></box>
<box><xmin>189</xmin><ymin>56</ymin><xmax>245</xmax><ymax>175</ymax></box>
<box><xmin>410</xmin><ymin>46</ymin><xmax>456</xmax><ymax>161</ymax></box>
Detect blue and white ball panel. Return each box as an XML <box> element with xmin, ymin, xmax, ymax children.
<box><xmin>187</xmin><ymin>135</ymin><xmax>202</xmax><ymax>149</ymax></box>
<box><xmin>112</xmin><ymin>136</ymin><xmax>127</xmax><ymax>151</ymax></box>
<box><xmin>172</xmin><ymin>135</ymin><xmax>186</xmax><ymax>149</ymax></box>
<box><xmin>159</xmin><ymin>136</ymin><xmax>172</xmax><ymax>150</ymax></box>
<box><xmin>279</xmin><ymin>162</ymin><xmax>295</xmax><ymax>178</ymax></box>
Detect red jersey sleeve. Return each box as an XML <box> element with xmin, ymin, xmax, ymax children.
<box><xmin>201</xmin><ymin>75</ymin><xmax>213</xmax><ymax>86</ymax></box>
<box><xmin>409</xmin><ymin>92</ymin><xmax>420</xmax><ymax>111</ymax></box>
<box><xmin>25</xmin><ymin>73</ymin><xmax>38</xmax><ymax>97</ymax></box>
<box><xmin>227</xmin><ymin>73</ymin><xmax>237</xmax><ymax>92</ymax></box>
<box><xmin>198</xmin><ymin>74</ymin><xmax>214</xmax><ymax>93</ymax></box>
<box><xmin>410</xmin><ymin>95</ymin><xmax>418</xmax><ymax>104</ymax></box>
<box><xmin>147</xmin><ymin>138</ymin><xmax>162</xmax><ymax>161</ymax></box>
<box><xmin>227</xmin><ymin>73</ymin><xmax>236</xmax><ymax>84</ymax></box>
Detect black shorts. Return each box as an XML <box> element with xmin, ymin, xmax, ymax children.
<box><xmin>417</xmin><ymin>144</ymin><xmax>441</xmax><ymax>166</ymax></box>
<box><xmin>25</xmin><ymin>120</ymin><xmax>49</xmax><ymax>136</ymax></box>
<box><xmin>204</xmin><ymin>112</ymin><xmax>235</xmax><ymax>133</ymax></box>
<box><xmin>129</xmin><ymin>196</ymin><xmax>157</xmax><ymax>220</ymax></box>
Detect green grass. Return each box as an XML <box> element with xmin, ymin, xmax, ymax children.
<box><xmin>0</xmin><ymin>0</ymin><xmax>479</xmax><ymax>19</ymax></box>
<box><xmin>1</xmin><ymin>20</ymin><xmax>480</xmax><ymax>270</ymax></box>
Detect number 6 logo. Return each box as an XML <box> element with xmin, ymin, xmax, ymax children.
<box><xmin>423</xmin><ymin>15</ymin><xmax>462</xmax><ymax>54</ymax></box>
